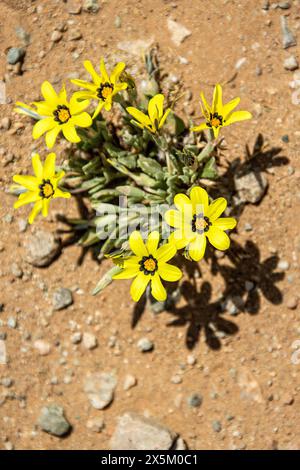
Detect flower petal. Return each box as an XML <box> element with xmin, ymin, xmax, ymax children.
<box><xmin>62</xmin><ymin>123</ymin><xmax>81</xmax><ymax>143</ymax></box>
<box><xmin>212</xmin><ymin>126</ymin><xmax>220</xmax><ymax>138</ymax></box>
<box><xmin>158</xmin><ymin>263</ymin><xmax>182</xmax><ymax>282</ymax></box>
<box><xmin>148</xmin><ymin>94</ymin><xmax>164</xmax><ymax>123</ymax></box>
<box><xmin>169</xmin><ymin>230</ymin><xmax>190</xmax><ymax>249</ymax></box>
<box><xmin>129</xmin><ymin>231</ymin><xmax>147</xmax><ymax>257</ymax></box>
<box><xmin>13</xmin><ymin>175</ymin><xmax>37</xmax><ymax>191</ymax></box>
<box><xmin>206</xmin><ymin>197</ymin><xmax>227</xmax><ymax>221</ymax></box>
<box><xmin>200</xmin><ymin>91</ymin><xmax>211</xmax><ymax>116</ymax></box>
<box><xmin>188</xmin><ymin>234</ymin><xmax>207</xmax><ymax>261</ymax></box>
<box><xmin>100</xmin><ymin>59</ymin><xmax>110</xmax><ymax>83</ymax></box>
<box><xmin>32</xmin><ymin>118</ymin><xmax>56</xmax><ymax>139</ymax></box>
<box><xmin>70</xmin><ymin>96</ymin><xmax>90</xmax><ymax>114</ymax></box>
<box><xmin>164</xmin><ymin>209</ymin><xmax>183</xmax><ymax>228</ymax></box>
<box><xmin>54</xmin><ymin>188</ymin><xmax>71</xmax><ymax>199</ymax></box>
<box><xmin>126</xmin><ymin>107</ymin><xmax>151</xmax><ymax>127</ymax></box>
<box><xmin>222</xmin><ymin>97</ymin><xmax>240</xmax><ymax>119</ymax></box>
<box><xmin>190</xmin><ymin>186</ymin><xmax>209</xmax><ymax>214</ymax></box>
<box><xmin>130</xmin><ymin>272</ymin><xmax>150</xmax><ymax>302</ymax></box>
<box><xmin>93</xmin><ymin>101</ymin><xmax>105</xmax><ymax>119</ymax></box>
<box><xmin>32</xmin><ymin>153</ymin><xmax>43</xmax><ymax>178</ymax></box>
<box><xmin>146</xmin><ymin>231</ymin><xmax>160</xmax><ymax>255</ymax></box>
<box><xmin>71</xmin><ymin>79</ymin><xmax>97</xmax><ymax>92</ymax></box>
<box><xmin>174</xmin><ymin>193</ymin><xmax>192</xmax><ymax>216</ymax></box>
<box><xmin>151</xmin><ymin>274</ymin><xmax>167</xmax><ymax>302</ymax></box>
<box><xmin>110</xmin><ymin>62</ymin><xmax>126</xmax><ymax>84</ymax></box>
<box><xmin>45</xmin><ymin>126</ymin><xmax>61</xmax><ymax>149</ymax></box>
<box><xmin>191</xmin><ymin>122</ymin><xmax>209</xmax><ymax>133</ymax></box>
<box><xmin>28</xmin><ymin>200</ymin><xmax>43</xmax><ymax>224</ymax></box>
<box><xmin>14</xmin><ymin>191</ymin><xmax>39</xmax><ymax>209</ymax></box>
<box><xmin>207</xmin><ymin>226</ymin><xmax>230</xmax><ymax>251</ymax></box>
<box><xmin>212</xmin><ymin>84</ymin><xmax>222</xmax><ymax>114</ymax></box>
<box><xmin>113</xmin><ymin>266</ymin><xmax>140</xmax><ymax>279</ymax></box>
<box><xmin>212</xmin><ymin>217</ymin><xmax>237</xmax><ymax>230</ymax></box>
<box><xmin>223</xmin><ymin>110</ymin><xmax>252</xmax><ymax>126</ymax></box>
<box><xmin>159</xmin><ymin>108</ymin><xmax>171</xmax><ymax>129</ymax></box>
<box><xmin>41</xmin><ymin>81</ymin><xmax>58</xmax><ymax>103</ymax></box>
<box><xmin>71</xmin><ymin>112</ymin><xmax>92</xmax><ymax>128</ymax></box>
<box><xmin>84</xmin><ymin>60</ymin><xmax>101</xmax><ymax>85</ymax></box>
<box><xmin>156</xmin><ymin>242</ymin><xmax>176</xmax><ymax>263</ymax></box>
<box><xmin>43</xmin><ymin>152</ymin><xmax>56</xmax><ymax>179</ymax></box>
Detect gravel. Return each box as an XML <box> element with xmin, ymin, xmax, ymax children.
<box><xmin>137</xmin><ymin>337</ymin><xmax>154</xmax><ymax>352</ymax></box>
<box><xmin>82</xmin><ymin>332</ymin><xmax>98</xmax><ymax>350</ymax></box>
<box><xmin>38</xmin><ymin>405</ymin><xmax>71</xmax><ymax>437</ymax></box>
<box><xmin>212</xmin><ymin>420</ymin><xmax>222</xmax><ymax>433</ymax></box>
<box><xmin>187</xmin><ymin>393</ymin><xmax>203</xmax><ymax>408</ymax></box>
<box><xmin>25</xmin><ymin>230</ymin><xmax>61</xmax><ymax>267</ymax></box>
<box><xmin>234</xmin><ymin>171</ymin><xmax>268</xmax><ymax>204</ymax></box>
<box><xmin>33</xmin><ymin>340</ymin><xmax>51</xmax><ymax>356</ymax></box>
<box><xmin>84</xmin><ymin>372</ymin><xmax>117</xmax><ymax>409</ymax></box>
<box><xmin>83</xmin><ymin>0</ymin><xmax>100</xmax><ymax>13</ymax></box>
<box><xmin>86</xmin><ymin>417</ymin><xmax>105</xmax><ymax>433</ymax></box>
<box><xmin>280</xmin><ymin>16</ymin><xmax>297</xmax><ymax>49</ymax></box>
<box><xmin>52</xmin><ymin>288</ymin><xmax>73</xmax><ymax>311</ymax></box>
<box><xmin>6</xmin><ymin>47</ymin><xmax>25</xmax><ymax>65</ymax></box>
<box><xmin>284</xmin><ymin>56</ymin><xmax>299</xmax><ymax>71</ymax></box>
<box><xmin>167</xmin><ymin>18</ymin><xmax>191</xmax><ymax>46</ymax></box>
<box><xmin>123</xmin><ymin>374</ymin><xmax>137</xmax><ymax>391</ymax></box>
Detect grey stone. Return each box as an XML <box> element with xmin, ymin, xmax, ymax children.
<box><xmin>110</xmin><ymin>412</ymin><xmax>177</xmax><ymax>450</ymax></box>
<box><xmin>51</xmin><ymin>31</ymin><xmax>63</xmax><ymax>43</ymax></box>
<box><xmin>278</xmin><ymin>1</ymin><xmax>291</xmax><ymax>9</ymax></box>
<box><xmin>11</xmin><ymin>262</ymin><xmax>23</xmax><ymax>278</ymax></box>
<box><xmin>187</xmin><ymin>393</ymin><xmax>203</xmax><ymax>408</ymax></box>
<box><xmin>67</xmin><ymin>0</ymin><xmax>82</xmax><ymax>14</ymax></box>
<box><xmin>234</xmin><ymin>171</ymin><xmax>268</xmax><ymax>204</ymax></box>
<box><xmin>212</xmin><ymin>420</ymin><xmax>222</xmax><ymax>433</ymax></box>
<box><xmin>52</xmin><ymin>288</ymin><xmax>73</xmax><ymax>311</ymax></box>
<box><xmin>137</xmin><ymin>337</ymin><xmax>154</xmax><ymax>352</ymax></box>
<box><xmin>84</xmin><ymin>372</ymin><xmax>117</xmax><ymax>409</ymax></box>
<box><xmin>6</xmin><ymin>47</ymin><xmax>25</xmax><ymax>65</ymax></box>
<box><xmin>38</xmin><ymin>404</ymin><xmax>71</xmax><ymax>437</ymax></box>
<box><xmin>7</xmin><ymin>317</ymin><xmax>17</xmax><ymax>329</ymax></box>
<box><xmin>83</xmin><ymin>0</ymin><xmax>100</xmax><ymax>13</ymax></box>
<box><xmin>15</xmin><ymin>27</ymin><xmax>31</xmax><ymax>45</ymax></box>
<box><xmin>280</xmin><ymin>16</ymin><xmax>297</xmax><ymax>49</ymax></box>
<box><xmin>284</xmin><ymin>56</ymin><xmax>298</xmax><ymax>71</ymax></box>
<box><xmin>25</xmin><ymin>230</ymin><xmax>61</xmax><ymax>267</ymax></box>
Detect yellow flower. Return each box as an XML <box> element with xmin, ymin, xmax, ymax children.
<box><xmin>126</xmin><ymin>94</ymin><xmax>171</xmax><ymax>133</ymax></box>
<box><xmin>71</xmin><ymin>59</ymin><xmax>128</xmax><ymax>118</ymax></box>
<box><xmin>15</xmin><ymin>81</ymin><xmax>92</xmax><ymax>149</ymax></box>
<box><xmin>113</xmin><ymin>231</ymin><xmax>182</xmax><ymax>302</ymax></box>
<box><xmin>13</xmin><ymin>153</ymin><xmax>71</xmax><ymax>224</ymax></box>
<box><xmin>191</xmin><ymin>84</ymin><xmax>252</xmax><ymax>138</ymax></box>
<box><xmin>165</xmin><ymin>186</ymin><xmax>237</xmax><ymax>261</ymax></box>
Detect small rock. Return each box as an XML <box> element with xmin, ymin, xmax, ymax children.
<box><xmin>67</xmin><ymin>0</ymin><xmax>82</xmax><ymax>14</ymax></box>
<box><xmin>86</xmin><ymin>417</ymin><xmax>105</xmax><ymax>432</ymax></box>
<box><xmin>137</xmin><ymin>337</ymin><xmax>154</xmax><ymax>352</ymax></box>
<box><xmin>25</xmin><ymin>230</ymin><xmax>61</xmax><ymax>267</ymax></box>
<box><xmin>235</xmin><ymin>57</ymin><xmax>247</xmax><ymax>70</ymax></box>
<box><xmin>0</xmin><ymin>340</ymin><xmax>7</xmax><ymax>364</ymax></box>
<box><xmin>234</xmin><ymin>171</ymin><xmax>268</xmax><ymax>204</ymax></box>
<box><xmin>52</xmin><ymin>288</ymin><xmax>73</xmax><ymax>311</ymax></box>
<box><xmin>51</xmin><ymin>30</ymin><xmax>63</xmax><ymax>43</ymax></box>
<box><xmin>236</xmin><ymin>367</ymin><xmax>264</xmax><ymax>404</ymax></box>
<box><xmin>7</xmin><ymin>317</ymin><xmax>17</xmax><ymax>329</ymax></box>
<box><xmin>110</xmin><ymin>412</ymin><xmax>177</xmax><ymax>450</ymax></box>
<box><xmin>173</xmin><ymin>437</ymin><xmax>187</xmax><ymax>450</ymax></box>
<box><xmin>212</xmin><ymin>420</ymin><xmax>222</xmax><ymax>433</ymax></box>
<box><xmin>15</xmin><ymin>26</ymin><xmax>31</xmax><ymax>45</ymax></box>
<box><xmin>33</xmin><ymin>340</ymin><xmax>51</xmax><ymax>356</ymax></box>
<box><xmin>83</xmin><ymin>0</ymin><xmax>100</xmax><ymax>13</ymax></box>
<box><xmin>286</xmin><ymin>295</ymin><xmax>298</xmax><ymax>310</ymax></box>
<box><xmin>114</xmin><ymin>15</ymin><xmax>122</xmax><ymax>28</ymax></box>
<box><xmin>68</xmin><ymin>29</ymin><xmax>82</xmax><ymax>41</ymax></box>
<box><xmin>38</xmin><ymin>404</ymin><xmax>71</xmax><ymax>437</ymax></box>
<box><xmin>171</xmin><ymin>375</ymin><xmax>182</xmax><ymax>384</ymax></box>
<box><xmin>284</xmin><ymin>56</ymin><xmax>299</xmax><ymax>71</ymax></box>
<box><xmin>282</xmin><ymin>134</ymin><xmax>290</xmax><ymax>143</ymax></box>
<box><xmin>1</xmin><ymin>377</ymin><xmax>13</xmax><ymax>387</ymax></box>
<box><xmin>1</xmin><ymin>117</ymin><xmax>11</xmax><ymax>130</ymax></box>
<box><xmin>280</xmin><ymin>16</ymin><xmax>297</xmax><ymax>49</ymax></box>
<box><xmin>84</xmin><ymin>372</ymin><xmax>117</xmax><ymax>409</ymax></box>
<box><xmin>18</xmin><ymin>219</ymin><xmax>28</xmax><ymax>233</ymax></box>
<box><xmin>187</xmin><ymin>354</ymin><xmax>196</xmax><ymax>366</ymax></box>
<box><xmin>4</xmin><ymin>441</ymin><xmax>14</xmax><ymax>451</ymax></box>
<box><xmin>11</xmin><ymin>262</ymin><xmax>23</xmax><ymax>278</ymax></box>
<box><xmin>187</xmin><ymin>393</ymin><xmax>202</xmax><ymax>408</ymax></box>
<box><xmin>281</xmin><ymin>393</ymin><xmax>294</xmax><ymax>405</ymax></box>
<box><xmin>167</xmin><ymin>18</ymin><xmax>191</xmax><ymax>46</ymax></box>
<box><xmin>82</xmin><ymin>332</ymin><xmax>98</xmax><ymax>350</ymax></box>
<box><xmin>278</xmin><ymin>260</ymin><xmax>289</xmax><ymax>271</ymax></box>
<box><xmin>123</xmin><ymin>374</ymin><xmax>137</xmax><ymax>391</ymax></box>
<box><xmin>6</xmin><ymin>47</ymin><xmax>25</xmax><ymax>65</ymax></box>
<box><xmin>278</xmin><ymin>1</ymin><xmax>291</xmax><ymax>9</ymax></box>
<box><xmin>71</xmin><ymin>332</ymin><xmax>82</xmax><ymax>344</ymax></box>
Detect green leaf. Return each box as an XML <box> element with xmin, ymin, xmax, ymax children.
<box><xmin>201</xmin><ymin>157</ymin><xmax>218</xmax><ymax>179</ymax></box>
<box><xmin>92</xmin><ymin>265</ymin><xmax>122</xmax><ymax>296</ymax></box>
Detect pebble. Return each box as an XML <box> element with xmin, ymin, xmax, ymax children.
<box><xmin>123</xmin><ymin>374</ymin><xmax>137</xmax><ymax>391</ymax></box>
<box><xmin>83</xmin><ymin>0</ymin><xmax>100</xmax><ymax>13</ymax></box>
<box><xmin>286</xmin><ymin>295</ymin><xmax>298</xmax><ymax>310</ymax></box>
<box><xmin>7</xmin><ymin>317</ymin><xmax>17</xmax><ymax>329</ymax></box>
<box><xmin>33</xmin><ymin>340</ymin><xmax>51</xmax><ymax>356</ymax></box>
<box><xmin>212</xmin><ymin>420</ymin><xmax>222</xmax><ymax>433</ymax></box>
<box><xmin>278</xmin><ymin>260</ymin><xmax>289</xmax><ymax>271</ymax></box>
<box><xmin>1</xmin><ymin>117</ymin><xmax>11</xmax><ymax>130</ymax></box>
<box><xmin>187</xmin><ymin>393</ymin><xmax>203</xmax><ymax>408</ymax></box>
<box><xmin>1</xmin><ymin>377</ymin><xmax>13</xmax><ymax>387</ymax></box>
<box><xmin>167</xmin><ymin>18</ymin><xmax>191</xmax><ymax>46</ymax></box>
<box><xmin>25</xmin><ymin>230</ymin><xmax>61</xmax><ymax>267</ymax></box>
<box><xmin>280</xmin><ymin>16</ymin><xmax>297</xmax><ymax>49</ymax></box>
<box><xmin>11</xmin><ymin>262</ymin><xmax>23</xmax><ymax>278</ymax></box>
<box><xmin>137</xmin><ymin>337</ymin><xmax>154</xmax><ymax>352</ymax></box>
<box><xmin>68</xmin><ymin>29</ymin><xmax>82</xmax><ymax>41</ymax></box>
<box><xmin>84</xmin><ymin>372</ymin><xmax>117</xmax><ymax>409</ymax></box>
<box><xmin>171</xmin><ymin>375</ymin><xmax>182</xmax><ymax>384</ymax></box>
<box><xmin>71</xmin><ymin>332</ymin><xmax>82</xmax><ymax>344</ymax></box>
<box><xmin>38</xmin><ymin>404</ymin><xmax>71</xmax><ymax>437</ymax></box>
<box><xmin>234</xmin><ymin>171</ymin><xmax>268</xmax><ymax>204</ymax></box>
<box><xmin>51</xmin><ymin>31</ymin><xmax>63</xmax><ymax>43</ymax></box>
<box><xmin>187</xmin><ymin>354</ymin><xmax>196</xmax><ymax>366</ymax></box>
<box><xmin>67</xmin><ymin>0</ymin><xmax>82</xmax><ymax>14</ymax></box>
<box><xmin>6</xmin><ymin>47</ymin><xmax>25</xmax><ymax>65</ymax></box>
<box><xmin>82</xmin><ymin>332</ymin><xmax>98</xmax><ymax>350</ymax></box>
<box><xmin>278</xmin><ymin>1</ymin><xmax>291</xmax><ymax>9</ymax></box>
<box><xmin>284</xmin><ymin>56</ymin><xmax>299</xmax><ymax>71</ymax></box>
<box><xmin>15</xmin><ymin>26</ymin><xmax>31</xmax><ymax>45</ymax></box>
<box><xmin>86</xmin><ymin>417</ymin><xmax>105</xmax><ymax>433</ymax></box>
<box><xmin>18</xmin><ymin>219</ymin><xmax>28</xmax><ymax>233</ymax></box>
<box><xmin>52</xmin><ymin>288</ymin><xmax>73</xmax><ymax>311</ymax></box>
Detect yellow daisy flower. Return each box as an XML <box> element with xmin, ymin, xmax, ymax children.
<box><xmin>165</xmin><ymin>186</ymin><xmax>237</xmax><ymax>262</ymax></box>
<box><xmin>126</xmin><ymin>94</ymin><xmax>171</xmax><ymax>134</ymax></box>
<box><xmin>13</xmin><ymin>153</ymin><xmax>71</xmax><ymax>224</ymax></box>
<box><xmin>113</xmin><ymin>231</ymin><xmax>182</xmax><ymax>302</ymax></box>
<box><xmin>191</xmin><ymin>84</ymin><xmax>252</xmax><ymax>138</ymax></box>
<box><xmin>71</xmin><ymin>59</ymin><xmax>128</xmax><ymax>118</ymax></box>
<box><xmin>15</xmin><ymin>81</ymin><xmax>92</xmax><ymax>149</ymax></box>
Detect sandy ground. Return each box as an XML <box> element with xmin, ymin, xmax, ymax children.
<box><xmin>0</xmin><ymin>0</ymin><xmax>300</xmax><ymax>450</ymax></box>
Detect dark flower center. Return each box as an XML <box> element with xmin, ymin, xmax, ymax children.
<box><xmin>139</xmin><ymin>254</ymin><xmax>158</xmax><ymax>276</ymax></box>
<box><xmin>39</xmin><ymin>179</ymin><xmax>54</xmax><ymax>199</ymax></box>
<box><xmin>53</xmin><ymin>105</ymin><xmax>71</xmax><ymax>124</ymax></box>
<box><xmin>97</xmin><ymin>82</ymin><xmax>114</xmax><ymax>101</ymax></box>
<box><xmin>191</xmin><ymin>214</ymin><xmax>211</xmax><ymax>234</ymax></box>
<box><xmin>207</xmin><ymin>112</ymin><xmax>223</xmax><ymax>128</ymax></box>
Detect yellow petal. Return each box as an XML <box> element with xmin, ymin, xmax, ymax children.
<box><xmin>191</xmin><ymin>122</ymin><xmax>208</xmax><ymax>133</ymax></box>
<box><xmin>13</xmin><ymin>175</ymin><xmax>37</xmax><ymax>191</ymax></box>
<box><xmin>146</xmin><ymin>231</ymin><xmax>160</xmax><ymax>255</ymax></box>
<box><xmin>126</xmin><ymin>107</ymin><xmax>151</xmax><ymax>126</ymax></box>
<box><xmin>71</xmin><ymin>79</ymin><xmax>97</xmax><ymax>92</ymax></box>
<box><xmin>222</xmin><ymin>97</ymin><xmax>240</xmax><ymax>119</ymax></box>
<box><xmin>32</xmin><ymin>153</ymin><xmax>43</xmax><ymax>178</ymax></box>
<box><xmin>212</xmin><ymin>217</ymin><xmax>237</xmax><ymax>230</ymax></box>
<box><xmin>43</xmin><ymin>152</ymin><xmax>56</xmax><ymax>179</ymax></box>
<box><xmin>41</xmin><ymin>81</ymin><xmax>58</xmax><ymax>104</ymax></box>
<box><xmin>156</xmin><ymin>242</ymin><xmax>176</xmax><ymax>263</ymax></box>
<box><xmin>212</xmin><ymin>84</ymin><xmax>222</xmax><ymax>114</ymax></box>
<box><xmin>158</xmin><ymin>263</ymin><xmax>182</xmax><ymax>282</ymax></box>
<box><xmin>54</xmin><ymin>188</ymin><xmax>71</xmax><ymax>199</ymax></box>
<box><xmin>223</xmin><ymin>110</ymin><xmax>252</xmax><ymax>126</ymax></box>
<box><xmin>188</xmin><ymin>234</ymin><xmax>207</xmax><ymax>261</ymax></box>
<box><xmin>148</xmin><ymin>94</ymin><xmax>164</xmax><ymax>124</ymax></box>
<box><xmin>45</xmin><ymin>126</ymin><xmax>61</xmax><ymax>149</ymax></box>
<box><xmin>169</xmin><ymin>230</ymin><xmax>190</xmax><ymax>249</ymax></box>
<box><xmin>28</xmin><ymin>200</ymin><xmax>43</xmax><ymax>224</ymax></box>
<box><xmin>190</xmin><ymin>186</ymin><xmax>209</xmax><ymax>214</ymax></box>
<box><xmin>62</xmin><ymin>123</ymin><xmax>80</xmax><ymax>143</ymax></box>
<box><xmin>164</xmin><ymin>209</ymin><xmax>183</xmax><ymax>228</ymax></box>
<box><xmin>113</xmin><ymin>266</ymin><xmax>139</xmax><ymax>279</ymax></box>
<box><xmin>159</xmin><ymin>108</ymin><xmax>171</xmax><ymax>129</ymax></box>
<box><xmin>70</xmin><ymin>96</ymin><xmax>90</xmax><ymax>114</ymax></box>
<box><xmin>129</xmin><ymin>231</ymin><xmax>147</xmax><ymax>257</ymax></box>
<box><xmin>32</xmin><ymin>118</ymin><xmax>56</xmax><ymax>139</ymax></box>
<box><xmin>151</xmin><ymin>274</ymin><xmax>167</xmax><ymax>302</ymax></box>
<box><xmin>100</xmin><ymin>59</ymin><xmax>109</xmax><ymax>82</ymax></box>
<box><xmin>84</xmin><ymin>60</ymin><xmax>101</xmax><ymax>85</ymax></box>
<box><xmin>71</xmin><ymin>112</ymin><xmax>92</xmax><ymax>128</ymax></box>
<box><xmin>207</xmin><ymin>226</ymin><xmax>230</xmax><ymax>251</ymax></box>
<box><xmin>58</xmin><ymin>84</ymin><xmax>68</xmax><ymax>106</ymax></box>
<box><xmin>73</xmin><ymin>90</ymin><xmax>96</xmax><ymax>101</ymax></box>
<box><xmin>14</xmin><ymin>191</ymin><xmax>39</xmax><ymax>209</ymax></box>
<box><xmin>110</xmin><ymin>62</ymin><xmax>126</xmax><ymax>84</ymax></box>
<box><xmin>130</xmin><ymin>272</ymin><xmax>150</xmax><ymax>302</ymax></box>
<box><xmin>212</xmin><ymin>126</ymin><xmax>220</xmax><ymax>138</ymax></box>
<box><xmin>200</xmin><ymin>91</ymin><xmax>211</xmax><ymax>116</ymax></box>
<box><xmin>33</xmin><ymin>102</ymin><xmax>54</xmax><ymax>116</ymax></box>
<box><xmin>174</xmin><ymin>193</ymin><xmax>192</xmax><ymax>215</ymax></box>
<box><xmin>206</xmin><ymin>197</ymin><xmax>227</xmax><ymax>222</ymax></box>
